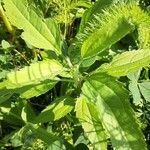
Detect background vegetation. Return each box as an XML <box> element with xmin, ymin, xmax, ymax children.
<box><xmin>0</xmin><ymin>0</ymin><xmax>150</xmax><ymax>149</ymax></box>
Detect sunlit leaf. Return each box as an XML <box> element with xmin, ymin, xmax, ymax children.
<box><xmin>97</xmin><ymin>49</ymin><xmax>150</xmax><ymax>77</ymax></box>
<box><xmin>81</xmin><ymin>73</ymin><xmax>147</xmax><ymax>150</ymax></box>
<box><xmin>34</xmin><ymin>97</ymin><xmax>74</xmax><ymax>123</ymax></box>
<box><xmin>3</xmin><ymin>0</ymin><xmax>61</xmax><ymax>53</ymax></box>
<box><xmin>5</xmin><ymin>60</ymin><xmax>64</xmax><ymax>89</ymax></box>
<box><xmin>76</xmin><ymin>95</ymin><xmax>107</xmax><ymax>150</ymax></box>
<box><xmin>139</xmin><ymin>81</ymin><xmax>150</xmax><ymax>102</ymax></box>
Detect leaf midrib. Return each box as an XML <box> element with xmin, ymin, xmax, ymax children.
<box><xmin>86</xmin><ymin>80</ymin><xmax>132</xmax><ymax>149</ymax></box>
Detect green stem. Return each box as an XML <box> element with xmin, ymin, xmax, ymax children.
<box><xmin>0</xmin><ymin>4</ymin><xmax>13</xmax><ymax>33</ymax></box>
<box><xmin>63</xmin><ymin>0</ymin><xmax>68</xmax><ymax>39</ymax></box>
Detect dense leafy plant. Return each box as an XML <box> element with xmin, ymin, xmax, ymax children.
<box><xmin>0</xmin><ymin>0</ymin><xmax>150</xmax><ymax>149</ymax></box>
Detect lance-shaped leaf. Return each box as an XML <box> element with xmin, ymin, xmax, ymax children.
<box><xmin>139</xmin><ymin>81</ymin><xmax>150</xmax><ymax>102</ymax></box>
<box><xmin>0</xmin><ymin>88</ymin><xmax>14</xmax><ymax>104</ymax></box>
<box><xmin>3</xmin><ymin>0</ymin><xmax>61</xmax><ymax>53</ymax></box>
<box><xmin>18</xmin><ymin>80</ymin><xmax>57</xmax><ymax>99</ymax></box>
<box><xmin>127</xmin><ymin>70</ymin><xmax>142</xmax><ymax>105</ymax></box>
<box><xmin>79</xmin><ymin>0</ymin><xmax>116</xmax><ymax>33</ymax></box>
<box><xmin>97</xmin><ymin>49</ymin><xmax>150</xmax><ymax>77</ymax></box>
<box><xmin>69</xmin><ymin>1</ymin><xmax>135</xmax><ymax>64</ymax></box>
<box><xmin>28</xmin><ymin>123</ymin><xmax>59</xmax><ymax>144</ymax></box>
<box><xmin>81</xmin><ymin>73</ymin><xmax>147</xmax><ymax>150</ymax></box>
<box><xmin>34</xmin><ymin>97</ymin><xmax>74</xmax><ymax>123</ymax></box>
<box><xmin>80</xmin><ymin>2</ymin><xmax>150</xmax><ymax>59</ymax></box>
<box><xmin>5</xmin><ymin>60</ymin><xmax>64</xmax><ymax>89</ymax></box>
<box><xmin>0</xmin><ymin>79</ymin><xmax>57</xmax><ymax>99</ymax></box>
<box><xmin>75</xmin><ymin>95</ymin><xmax>107</xmax><ymax>150</ymax></box>
<box><xmin>80</xmin><ymin>3</ymin><xmax>134</xmax><ymax>59</ymax></box>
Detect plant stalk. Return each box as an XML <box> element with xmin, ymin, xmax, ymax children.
<box><xmin>0</xmin><ymin>4</ymin><xmax>13</xmax><ymax>33</ymax></box>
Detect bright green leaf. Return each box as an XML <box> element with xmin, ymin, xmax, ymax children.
<box><xmin>75</xmin><ymin>95</ymin><xmax>107</xmax><ymax>150</ymax></box>
<box><xmin>34</xmin><ymin>97</ymin><xmax>74</xmax><ymax>123</ymax></box>
<box><xmin>5</xmin><ymin>60</ymin><xmax>64</xmax><ymax>89</ymax></box>
<box><xmin>128</xmin><ymin>70</ymin><xmax>142</xmax><ymax>105</ymax></box>
<box><xmin>3</xmin><ymin>0</ymin><xmax>61</xmax><ymax>53</ymax></box>
<box><xmin>139</xmin><ymin>81</ymin><xmax>150</xmax><ymax>102</ymax></box>
<box><xmin>80</xmin><ymin>3</ymin><xmax>135</xmax><ymax>59</ymax></box>
<box><xmin>97</xmin><ymin>49</ymin><xmax>150</xmax><ymax>77</ymax></box>
<box><xmin>81</xmin><ymin>73</ymin><xmax>147</xmax><ymax>150</ymax></box>
<box><xmin>18</xmin><ymin>80</ymin><xmax>57</xmax><ymax>99</ymax></box>
<box><xmin>79</xmin><ymin>0</ymin><xmax>116</xmax><ymax>33</ymax></box>
<box><xmin>1</xmin><ymin>40</ymin><xmax>11</xmax><ymax>49</ymax></box>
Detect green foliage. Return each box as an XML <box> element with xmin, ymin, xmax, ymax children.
<box><xmin>96</xmin><ymin>49</ymin><xmax>150</xmax><ymax>77</ymax></box>
<box><xmin>0</xmin><ymin>0</ymin><xmax>150</xmax><ymax>149</ymax></box>
<box><xmin>4</xmin><ymin>0</ymin><xmax>61</xmax><ymax>53</ymax></box>
<box><xmin>128</xmin><ymin>69</ymin><xmax>150</xmax><ymax>105</ymax></box>
<box><xmin>4</xmin><ymin>59</ymin><xmax>65</xmax><ymax>88</ymax></box>
<box><xmin>139</xmin><ymin>81</ymin><xmax>150</xmax><ymax>102</ymax></box>
<box><xmin>79</xmin><ymin>0</ymin><xmax>117</xmax><ymax>33</ymax></box>
<box><xmin>81</xmin><ymin>73</ymin><xmax>146</xmax><ymax>150</ymax></box>
<box><xmin>75</xmin><ymin>96</ymin><xmax>107</xmax><ymax>150</ymax></box>
<box><xmin>34</xmin><ymin>96</ymin><xmax>74</xmax><ymax>123</ymax></box>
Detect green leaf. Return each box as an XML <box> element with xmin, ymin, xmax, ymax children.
<box><xmin>34</xmin><ymin>97</ymin><xmax>74</xmax><ymax>123</ymax></box>
<box><xmin>81</xmin><ymin>18</ymin><xmax>133</xmax><ymax>59</ymax></box>
<box><xmin>128</xmin><ymin>70</ymin><xmax>142</xmax><ymax>105</ymax></box>
<box><xmin>129</xmin><ymin>82</ymin><xmax>142</xmax><ymax>105</ymax></box>
<box><xmin>21</xmin><ymin>102</ymin><xmax>36</xmax><ymax>123</ymax></box>
<box><xmin>80</xmin><ymin>3</ymin><xmax>135</xmax><ymax>59</ymax></box>
<box><xmin>139</xmin><ymin>81</ymin><xmax>150</xmax><ymax>102</ymax></box>
<box><xmin>28</xmin><ymin>123</ymin><xmax>59</xmax><ymax>144</ymax></box>
<box><xmin>68</xmin><ymin>0</ymin><xmax>121</xmax><ymax>64</ymax></box>
<box><xmin>97</xmin><ymin>49</ymin><xmax>150</xmax><ymax>77</ymax></box>
<box><xmin>3</xmin><ymin>0</ymin><xmax>61</xmax><ymax>53</ymax></box>
<box><xmin>0</xmin><ymin>88</ymin><xmax>14</xmax><ymax>104</ymax></box>
<box><xmin>5</xmin><ymin>60</ymin><xmax>65</xmax><ymax>89</ymax></box>
<box><xmin>72</xmin><ymin>2</ymin><xmax>150</xmax><ymax>61</ymax></box>
<box><xmin>138</xmin><ymin>24</ymin><xmax>150</xmax><ymax>48</ymax></box>
<box><xmin>47</xmin><ymin>140</ymin><xmax>66</xmax><ymax>150</ymax></box>
<box><xmin>10</xmin><ymin>126</ymin><xmax>28</xmax><ymax>147</ymax></box>
<box><xmin>75</xmin><ymin>95</ymin><xmax>107</xmax><ymax>150</ymax></box>
<box><xmin>0</xmin><ymin>80</ymin><xmax>57</xmax><ymax>100</ymax></box>
<box><xmin>81</xmin><ymin>73</ymin><xmax>147</xmax><ymax>150</ymax></box>
<box><xmin>79</xmin><ymin>0</ymin><xmax>118</xmax><ymax>33</ymax></box>
<box><xmin>18</xmin><ymin>80</ymin><xmax>57</xmax><ymax>99</ymax></box>
<box><xmin>0</xmin><ymin>101</ymin><xmax>25</xmax><ymax>126</ymax></box>
<box><xmin>1</xmin><ymin>40</ymin><xmax>11</xmax><ymax>49</ymax></box>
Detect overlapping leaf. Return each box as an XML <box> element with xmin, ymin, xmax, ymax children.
<box><xmin>70</xmin><ymin>1</ymin><xmax>150</xmax><ymax>62</ymax></box>
<box><xmin>81</xmin><ymin>73</ymin><xmax>147</xmax><ymax>150</ymax></box>
<box><xmin>75</xmin><ymin>96</ymin><xmax>107</xmax><ymax>150</ymax></box>
<box><xmin>3</xmin><ymin>0</ymin><xmax>61</xmax><ymax>53</ymax></box>
<box><xmin>28</xmin><ymin>123</ymin><xmax>59</xmax><ymax>144</ymax></box>
<box><xmin>139</xmin><ymin>81</ymin><xmax>150</xmax><ymax>102</ymax></box>
<box><xmin>0</xmin><ymin>88</ymin><xmax>14</xmax><ymax>104</ymax></box>
<box><xmin>5</xmin><ymin>60</ymin><xmax>64</xmax><ymax>89</ymax></box>
<box><xmin>97</xmin><ymin>49</ymin><xmax>150</xmax><ymax>77</ymax></box>
<box><xmin>34</xmin><ymin>97</ymin><xmax>74</xmax><ymax>123</ymax></box>
<box><xmin>79</xmin><ymin>0</ymin><xmax>117</xmax><ymax>33</ymax></box>
<box><xmin>18</xmin><ymin>80</ymin><xmax>57</xmax><ymax>99</ymax></box>
<box><xmin>69</xmin><ymin>1</ymin><xmax>133</xmax><ymax>63</ymax></box>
